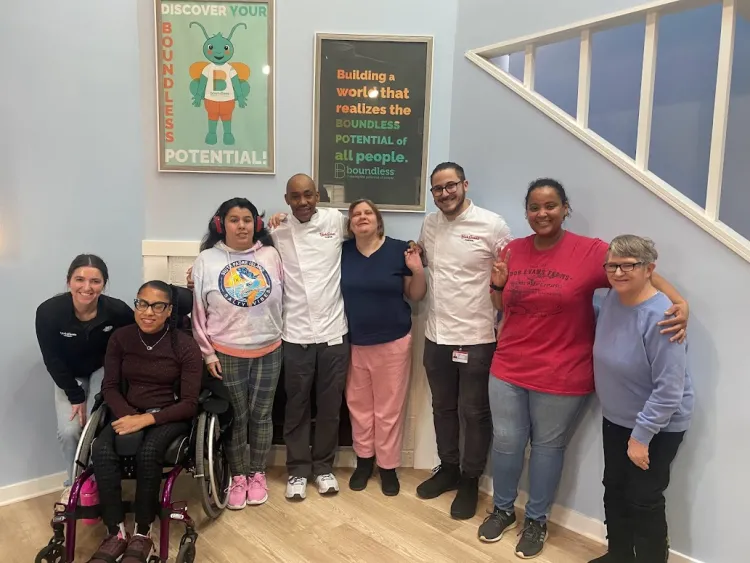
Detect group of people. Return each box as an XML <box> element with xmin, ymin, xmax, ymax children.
<box><xmin>35</xmin><ymin>161</ymin><xmax>694</xmax><ymax>562</ymax></box>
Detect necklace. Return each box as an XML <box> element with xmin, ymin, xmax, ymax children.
<box><xmin>138</xmin><ymin>326</ymin><xmax>169</xmax><ymax>351</ymax></box>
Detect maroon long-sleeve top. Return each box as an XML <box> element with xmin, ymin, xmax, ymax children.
<box><xmin>102</xmin><ymin>324</ymin><xmax>202</xmax><ymax>425</ymax></box>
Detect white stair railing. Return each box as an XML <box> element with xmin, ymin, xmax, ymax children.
<box><xmin>465</xmin><ymin>0</ymin><xmax>750</xmax><ymax>264</ymax></box>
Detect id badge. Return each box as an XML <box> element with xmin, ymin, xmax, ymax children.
<box><xmin>452</xmin><ymin>350</ymin><xmax>468</xmax><ymax>364</ymax></box>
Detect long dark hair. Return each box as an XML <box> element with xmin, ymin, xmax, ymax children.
<box><xmin>66</xmin><ymin>254</ymin><xmax>109</xmax><ymax>285</ymax></box>
<box><xmin>137</xmin><ymin>280</ymin><xmax>179</xmax><ymax>356</ymax></box>
<box><xmin>200</xmin><ymin>197</ymin><xmax>274</xmax><ymax>252</ymax></box>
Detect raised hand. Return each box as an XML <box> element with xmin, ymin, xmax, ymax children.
<box><xmin>657</xmin><ymin>301</ymin><xmax>689</xmax><ymax>343</ymax></box>
<box><xmin>491</xmin><ymin>249</ymin><xmax>511</xmax><ymax>288</ymax></box>
<box><xmin>404</xmin><ymin>242</ymin><xmax>424</xmax><ymax>273</ymax></box>
<box><xmin>267</xmin><ymin>213</ymin><xmax>287</xmax><ymax>229</ymax></box>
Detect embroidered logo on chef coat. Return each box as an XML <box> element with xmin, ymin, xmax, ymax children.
<box><xmin>218</xmin><ymin>260</ymin><xmax>272</xmax><ymax>307</ymax></box>
<box><xmin>460</xmin><ymin>234</ymin><xmax>482</xmax><ymax>242</ymax></box>
<box><xmin>319</xmin><ymin>231</ymin><xmax>337</xmax><ymax>239</ymax></box>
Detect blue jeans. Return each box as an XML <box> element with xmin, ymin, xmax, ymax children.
<box><xmin>489</xmin><ymin>376</ymin><xmax>588</xmax><ymax>522</ymax></box>
<box><xmin>54</xmin><ymin>367</ymin><xmax>104</xmax><ymax>487</ymax></box>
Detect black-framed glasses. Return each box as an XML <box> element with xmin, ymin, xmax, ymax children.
<box><xmin>134</xmin><ymin>299</ymin><xmax>170</xmax><ymax>313</ymax></box>
<box><xmin>603</xmin><ymin>262</ymin><xmax>644</xmax><ymax>273</ymax></box>
<box><xmin>430</xmin><ymin>180</ymin><xmax>463</xmax><ymax>196</ymax></box>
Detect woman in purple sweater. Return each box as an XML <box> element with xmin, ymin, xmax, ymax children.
<box><xmin>591</xmin><ymin>235</ymin><xmax>694</xmax><ymax>563</ymax></box>
<box><xmin>87</xmin><ymin>281</ymin><xmax>202</xmax><ymax>563</ymax></box>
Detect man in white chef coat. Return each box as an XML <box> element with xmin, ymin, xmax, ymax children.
<box><xmin>269</xmin><ymin>173</ymin><xmax>350</xmax><ymax>501</ymax></box>
<box><xmin>415</xmin><ymin>162</ymin><xmax>513</xmax><ymax>520</ymax></box>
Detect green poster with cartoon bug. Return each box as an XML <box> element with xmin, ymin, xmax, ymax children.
<box><xmin>155</xmin><ymin>0</ymin><xmax>275</xmax><ymax>174</ymax></box>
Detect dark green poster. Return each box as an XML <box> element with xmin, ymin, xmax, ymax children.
<box><xmin>313</xmin><ymin>34</ymin><xmax>433</xmax><ymax>211</ymax></box>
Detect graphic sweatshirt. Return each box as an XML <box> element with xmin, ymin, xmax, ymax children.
<box><xmin>191</xmin><ymin>241</ymin><xmax>284</xmax><ymax>364</ymax></box>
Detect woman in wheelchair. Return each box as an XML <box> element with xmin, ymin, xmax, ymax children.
<box><xmin>87</xmin><ymin>280</ymin><xmax>202</xmax><ymax>563</ymax></box>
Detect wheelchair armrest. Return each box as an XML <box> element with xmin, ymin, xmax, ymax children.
<box><xmin>198</xmin><ymin>389</ymin><xmax>212</xmax><ymax>404</ymax></box>
<box><xmin>114</xmin><ymin>431</ymin><xmax>145</xmax><ymax>457</ymax></box>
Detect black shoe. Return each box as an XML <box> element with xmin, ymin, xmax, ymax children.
<box><xmin>515</xmin><ymin>518</ymin><xmax>548</xmax><ymax>559</ymax></box>
<box><xmin>450</xmin><ymin>475</ymin><xmax>479</xmax><ymax>519</ymax></box>
<box><xmin>588</xmin><ymin>553</ymin><xmax>634</xmax><ymax>563</ymax></box>
<box><xmin>379</xmin><ymin>467</ymin><xmax>400</xmax><ymax>496</ymax></box>
<box><xmin>416</xmin><ymin>464</ymin><xmax>460</xmax><ymax>499</ymax></box>
<box><xmin>478</xmin><ymin>506</ymin><xmax>517</xmax><ymax>542</ymax></box>
<box><xmin>348</xmin><ymin>456</ymin><xmax>374</xmax><ymax>491</ymax></box>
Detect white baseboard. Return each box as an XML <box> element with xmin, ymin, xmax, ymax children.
<box><xmin>267</xmin><ymin>445</ymin><xmax>415</xmax><ymax>470</ymax></box>
<box><xmin>0</xmin><ymin>471</ymin><xmax>66</xmax><ymax>507</ymax></box>
<box><xmin>478</xmin><ymin>476</ymin><xmax>702</xmax><ymax>563</ymax></box>
<box><xmin>0</xmin><ymin>447</ymin><xmax>417</xmax><ymax>508</ymax></box>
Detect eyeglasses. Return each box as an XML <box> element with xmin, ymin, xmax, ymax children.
<box><xmin>430</xmin><ymin>181</ymin><xmax>463</xmax><ymax>196</ymax></box>
<box><xmin>603</xmin><ymin>262</ymin><xmax>644</xmax><ymax>273</ymax></box>
<box><xmin>134</xmin><ymin>299</ymin><xmax>170</xmax><ymax>313</ymax></box>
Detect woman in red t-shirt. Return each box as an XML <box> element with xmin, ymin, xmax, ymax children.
<box><xmin>476</xmin><ymin>179</ymin><xmax>689</xmax><ymax>559</ymax></box>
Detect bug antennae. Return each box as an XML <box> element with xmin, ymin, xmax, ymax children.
<box><xmin>227</xmin><ymin>23</ymin><xmax>247</xmax><ymax>41</ymax></box>
<box><xmin>189</xmin><ymin>21</ymin><xmax>210</xmax><ymax>40</ymax></box>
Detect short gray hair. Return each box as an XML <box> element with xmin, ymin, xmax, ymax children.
<box><xmin>608</xmin><ymin>235</ymin><xmax>658</xmax><ymax>264</ymax></box>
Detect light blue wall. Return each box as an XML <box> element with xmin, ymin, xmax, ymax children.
<box><xmin>452</xmin><ymin>1</ymin><xmax>749</xmax><ymax>561</ymax></box>
<box><xmin>0</xmin><ymin>1</ymin><xmax>144</xmax><ymax>487</ymax></box>
<box><xmin>138</xmin><ymin>0</ymin><xmax>458</xmax><ymax>243</ymax></box>
<box><xmin>1</xmin><ymin>0</ymin><xmax>457</xmax><ymax>489</ymax></box>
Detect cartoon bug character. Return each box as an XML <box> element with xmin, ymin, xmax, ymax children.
<box><xmin>189</xmin><ymin>22</ymin><xmax>251</xmax><ymax>146</ymax></box>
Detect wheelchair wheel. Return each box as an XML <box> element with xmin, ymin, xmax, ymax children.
<box><xmin>176</xmin><ymin>540</ymin><xmax>196</xmax><ymax>563</ymax></box>
<box><xmin>195</xmin><ymin>412</ymin><xmax>230</xmax><ymax>519</ymax></box>
<box><xmin>72</xmin><ymin>405</ymin><xmax>104</xmax><ymax>480</ymax></box>
<box><xmin>35</xmin><ymin>543</ymin><xmax>65</xmax><ymax>563</ymax></box>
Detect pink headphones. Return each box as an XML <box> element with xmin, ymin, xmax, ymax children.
<box><xmin>213</xmin><ymin>215</ymin><xmax>264</xmax><ymax>234</ymax></box>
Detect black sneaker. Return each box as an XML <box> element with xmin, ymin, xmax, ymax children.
<box><xmin>588</xmin><ymin>554</ymin><xmax>634</xmax><ymax>563</ymax></box>
<box><xmin>379</xmin><ymin>467</ymin><xmax>400</xmax><ymax>496</ymax></box>
<box><xmin>478</xmin><ymin>506</ymin><xmax>517</xmax><ymax>542</ymax></box>
<box><xmin>515</xmin><ymin>518</ymin><xmax>547</xmax><ymax>559</ymax></box>
<box><xmin>450</xmin><ymin>475</ymin><xmax>479</xmax><ymax>519</ymax></box>
<box><xmin>349</xmin><ymin>456</ymin><xmax>375</xmax><ymax>491</ymax></box>
<box><xmin>416</xmin><ymin>464</ymin><xmax>460</xmax><ymax>499</ymax></box>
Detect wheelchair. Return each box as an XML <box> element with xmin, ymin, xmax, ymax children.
<box><xmin>35</xmin><ymin>287</ymin><xmax>233</xmax><ymax>563</ymax></box>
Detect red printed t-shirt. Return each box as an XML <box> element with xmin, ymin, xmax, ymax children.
<box><xmin>490</xmin><ymin>232</ymin><xmax>609</xmax><ymax>395</ymax></box>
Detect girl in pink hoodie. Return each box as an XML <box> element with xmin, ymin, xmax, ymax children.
<box><xmin>191</xmin><ymin>197</ymin><xmax>283</xmax><ymax>509</ymax></box>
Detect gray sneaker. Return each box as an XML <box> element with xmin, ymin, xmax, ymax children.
<box><xmin>478</xmin><ymin>506</ymin><xmax>517</xmax><ymax>542</ymax></box>
<box><xmin>515</xmin><ymin>518</ymin><xmax>548</xmax><ymax>559</ymax></box>
<box><xmin>285</xmin><ymin>476</ymin><xmax>307</xmax><ymax>500</ymax></box>
<box><xmin>315</xmin><ymin>473</ymin><xmax>340</xmax><ymax>495</ymax></box>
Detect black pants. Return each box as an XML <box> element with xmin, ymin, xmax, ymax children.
<box><xmin>92</xmin><ymin>421</ymin><xmax>190</xmax><ymax>530</ymax></box>
<box><xmin>283</xmin><ymin>337</ymin><xmax>350</xmax><ymax>477</ymax></box>
<box><xmin>602</xmin><ymin>418</ymin><xmax>685</xmax><ymax>562</ymax></box>
<box><xmin>423</xmin><ymin>339</ymin><xmax>495</xmax><ymax>478</ymax></box>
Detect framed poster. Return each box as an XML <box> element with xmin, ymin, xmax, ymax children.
<box><xmin>313</xmin><ymin>34</ymin><xmax>433</xmax><ymax>211</ymax></box>
<box><xmin>154</xmin><ymin>0</ymin><xmax>275</xmax><ymax>174</ymax></box>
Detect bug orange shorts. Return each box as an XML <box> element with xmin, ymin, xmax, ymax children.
<box><xmin>204</xmin><ymin>99</ymin><xmax>235</xmax><ymax>121</ymax></box>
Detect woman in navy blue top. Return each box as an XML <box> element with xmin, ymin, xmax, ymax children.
<box><xmin>341</xmin><ymin>199</ymin><xmax>426</xmax><ymax>496</ymax></box>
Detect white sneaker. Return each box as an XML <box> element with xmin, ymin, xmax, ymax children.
<box><xmin>315</xmin><ymin>473</ymin><xmax>340</xmax><ymax>495</ymax></box>
<box><xmin>285</xmin><ymin>476</ymin><xmax>307</xmax><ymax>500</ymax></box>
<box><xmin>60</xmin><ymin>486</ymin><xmax>72</xmax><ymax>505</ymax></box>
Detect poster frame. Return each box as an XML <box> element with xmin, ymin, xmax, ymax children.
<box><xmin>312</xmin><ymin>33</ymin><xmax>434</xmax><ymax>212</ymax></box>
<box><xmin>154</xmin><ymin>0</ymin><xmax>276</xmax><ymax>175</ymax></box>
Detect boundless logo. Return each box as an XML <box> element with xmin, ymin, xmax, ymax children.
<box><xmin>218</xmin><ymin>260</ymin><xmax>273</xmax><ymax>307</ymax></box>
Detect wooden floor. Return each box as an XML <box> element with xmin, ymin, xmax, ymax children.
<box><xmin>2</xmin><ymin>468</ymin><xmax>603</xmax><ymax>562</ymax></box>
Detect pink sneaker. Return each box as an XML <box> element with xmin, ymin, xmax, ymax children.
<box><xmin>227</xmin><ymin>476</ymin><xmax>247</xmax><ymax>510</ymax></box>
<box><xmin>247</xmin><ymin>472</ymin><xmax>269</xmax><ymax>505</ymax></box>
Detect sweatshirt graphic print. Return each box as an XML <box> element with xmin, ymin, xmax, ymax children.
<box><xmin>192</xmin><ymin>241</ymin><xmax>283</xmax><ymax>363</ymax></box>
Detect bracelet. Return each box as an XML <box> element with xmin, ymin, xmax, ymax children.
<box><xmin>489</xmin><ymin>283</ymin><xmax>505</xmax><ymax>292</ymax></box>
